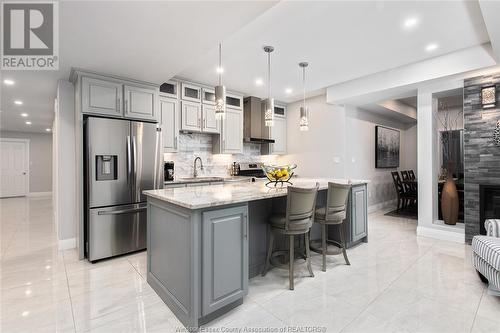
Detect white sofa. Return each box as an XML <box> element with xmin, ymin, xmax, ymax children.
<box><xmin>472</xmin><ymin>219</ymin><xmax>500</xmax><ymax>293</ymax></box>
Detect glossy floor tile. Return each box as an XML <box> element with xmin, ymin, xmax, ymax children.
<box><xmin>1</xmin><ymin>196</ymin><xmax>499</xmax><ymax>332</ymax></box>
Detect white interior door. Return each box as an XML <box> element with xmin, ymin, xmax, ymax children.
<box><xmin>0</xmin><ymin>139</ymin><xmax>29</xmax><ymax>197</ymax></box>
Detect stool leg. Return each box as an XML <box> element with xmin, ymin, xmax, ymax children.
<box><xmin>289</xmin><ymin>235</ymin><xmax>294</xmax><ymax>290</ymax></box>
<box><xmin>305</xmin><ymin>231</ymin><xmax>314</xmax><ymax>277</ymax></box>
<box><xmin>339</xmin><ymin>223</ymin><xmax>350</xmax><ymax>265</ymax></box>
<box><xmin>261</xmin><ymin>230</ymin><xmax>274</xmax><ymax>277</ymax></box>
<box><xmin>321</xmin><ymin>224</ymin><xmax>327</xmax><ymax>272</ymax></box>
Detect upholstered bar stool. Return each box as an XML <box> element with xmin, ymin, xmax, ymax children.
<box><xmin>261</xmin><ymin>183</ymin><xmax>319</xmax><ymax>290</ymax></box>
<box><xmin>310</xmin><ymin>182</ymin><xmax>351</xmax><ymax>272</ymax></box>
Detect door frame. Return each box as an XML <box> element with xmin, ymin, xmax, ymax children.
<box><xmin>0</xmin><ymin>138</ymin><xmax>30</xmax><ymax>197</ymax></box>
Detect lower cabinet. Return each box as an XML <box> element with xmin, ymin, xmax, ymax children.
<box><xmin>202</xmin><ymin>206</ymin><xmax>248</xmax><ymax>316</ymax></box>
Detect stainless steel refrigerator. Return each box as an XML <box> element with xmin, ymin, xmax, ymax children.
<box><xmin>84</xmin><ymin>117</ymin><xmax>162</xmax><ymax>262</ymax></box>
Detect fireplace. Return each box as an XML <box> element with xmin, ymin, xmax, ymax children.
<box><xmin>479</xmin><ymin>185</ymin><xmax>500</xmax><ymax>235</ymax></box>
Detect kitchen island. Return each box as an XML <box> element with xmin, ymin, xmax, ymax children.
<box><xmin>143</xmin><ymin>178</ymin><xmax>368</xmax><ymax>329</ymax></box>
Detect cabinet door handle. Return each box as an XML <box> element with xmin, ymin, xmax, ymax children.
<box><xmin>204</xmin><ymin>118</ymin><xmax>207</xmax><ymax>129</ymax></box>
<box><xmin>125</xmin><ymin>99</ymin><xmax>129</xmax><ymax>113</ymax></box>
<box><xmin>117</xmin><ymin>98</ymin><xmax>120</xmax><ymax>111</ymax></box>
<box><xmin>174</xmin><ymin>135</ymin><xmax>178</xmax><ymax>149</ymax></box>
<box><xmin>243</xmin><ymin>214</ymin><xmax>248</xmax><ymax>239</ymax></box>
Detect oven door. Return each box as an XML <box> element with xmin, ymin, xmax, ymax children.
<box><xmin>88</xmin><ymin>203</ymin><xmax>146</xmax><ymax>261</ymax></box>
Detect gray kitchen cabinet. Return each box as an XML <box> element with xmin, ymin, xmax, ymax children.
<box><xmin>202</xmin><ymin>104</ymin><xmax>220</xmax><ymax>134</ymax></box>
<box><xmin>81</xmin><ymin>76</ymin><xmax>123</xmax><ymax>117</ymax></box>
<box><xmin>351</xmin><ymin>184</ymin><xmax>368</xmax><ymax>242</ymax></box>
<box><xmin>124</xmin><ymin>85</ymin><xmax>157</xmax><ymax>121</ymax></box>
<box><xmin>159</xmin><ymin>97</ymin><xmax>179</xmax><ymax>152</ymax></box>
<box><xmin>202</xmin><ymin>206</ymin><xmax>248</xmax><ymax>316</ymax></box>
<box><xmin>181</xmin><ymin>101</ymin><xmax>202</xmax><ymax>132</ymax></box>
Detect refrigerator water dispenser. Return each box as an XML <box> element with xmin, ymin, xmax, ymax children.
<box><xmin>96</xmin><ymin>155</ymin><xmax>117</xmax><ymax>181</ymax></box>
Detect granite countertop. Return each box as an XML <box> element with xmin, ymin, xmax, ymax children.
<box><xmin>145</xmin><ymin>178</ymin><xmax>369</xmax><ymax>210</ymax></box>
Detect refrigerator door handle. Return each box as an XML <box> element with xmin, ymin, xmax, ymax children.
<box><xmin>132</xmin><ymin>135</ymin><xmax>138</xmax><ymax>200</ymax></box>
<box><xmin>153</xmin><ymin>127</ymin><xmax>163</xmax><ymax>190</ymax></box>
<box><xmin>126</xmin><ymin>135</ymin><xmax>132</xmax><ymax>190</ymax></box>
<box><xmin>97</xmin><ymin>207</ymin><xmax>146</xmax><ymax>215</ymax></box>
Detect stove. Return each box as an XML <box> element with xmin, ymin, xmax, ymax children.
<box><xmin>237</xmin><ymin>162</ymin><xmax>266</xmax><ymax>178</ymax></box>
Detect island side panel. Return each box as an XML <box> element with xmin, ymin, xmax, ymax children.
<box><xmin>248</xmin><ymin>199</ymin><xmax>273</xmax><ymax>277</ymax></box>
<box><xmin>147</xmin><ymin>197</ymin><xmax>201</xmax><ymax>329</ymax></box>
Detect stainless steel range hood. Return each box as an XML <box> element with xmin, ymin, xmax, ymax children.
<box><xmin>243</xmin><ymin>96</ymin><xmax>275</xmax><ymax>144</ymax></box>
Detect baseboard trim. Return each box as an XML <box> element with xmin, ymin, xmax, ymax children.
<box><xmin>58</xmin><ymin>238</ymin><xmax>76</xmax><ymax>250</ymax></box>
<box><xmin>368</xmin><ymin>199</ymin><xmax>397</xmax><ymax>213</ymax></box>
<box><xmin>28</xmin><ymin>191</ymin><xmax>52</xmax><ymax>197</ymax></box>
<box><xmin>416</xmin><ymin>225</ymin><xmax>465</xmax><ymax>243</ymax></box>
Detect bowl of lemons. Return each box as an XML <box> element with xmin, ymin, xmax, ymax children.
<box><xmin>262</xmin><ymin>164</ymin><xmax>297</xmax><ymax>187</ymax></box>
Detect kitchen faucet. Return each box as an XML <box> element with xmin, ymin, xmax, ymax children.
<box><xmin>193</xmin><ymin>157</ymin><xmax>204</xmax><ymax>177</ymax></box>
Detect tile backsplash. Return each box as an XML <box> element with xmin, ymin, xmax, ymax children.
<box><xmin>164</xmin><ymin>132</ymin><xmax>279</xmax><ymax>179</ymax></box>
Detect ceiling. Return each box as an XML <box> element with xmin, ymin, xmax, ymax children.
<box><xmin>180</xmin><ymin>0</ymin><xmax>490</xmax><ymax>103</ymax></box>
<box><xmin>0</xmin><ymin>1</ymin><xmax>277</xmax><ymax>133</ymax></box>
<box><xmin>0</xmin><ymin>1</ymin><xmax>493</xmax><ymax>133</ymax></box>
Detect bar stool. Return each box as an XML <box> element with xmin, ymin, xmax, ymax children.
<box><xmin>310</xmin><ymin>182</ymin><xmax>351</xmax><ymax>272</ymax></box>
<box><xmin>261</xmin><ymin>183</ymin><xmax>319</xmax><ymax>290</ymax></box>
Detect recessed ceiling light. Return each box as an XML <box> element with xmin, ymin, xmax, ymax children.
<box><xmin>403</xmin><ymin>17</ymin><xmax>419</xmax><ymax>29</ymax></box>
<box><xmin>3</xmin><ymin>79</ymin><xmax>14</xmax><ymax>85</ymax></box>
<box><xmin>216</xmin><ymin>67</ymin><xmax>224</xmax><ymax>74</ymax></box>
<box><xmin>425</xmin><ymin>43</ymin><xmax>438</xmax><ymax>52</ymax></box>
<box><xmin>21</xmin><ymin>113</ymin><xmax>28</xmax><ymax>117</ymax></box>
<box><xmin>45</xmin><ymin>128</ymin><xmax>51</xmax><ymax>132</ymax></box>
<box><xmin>14</xmin><ymin>100</ymin><xmax>23</xmax><ymax>105</ymax></box>
<box><xmin>255</xmin><ymin>78</ymin><xmax>263</xmax><ymax>86</ymax></box>
<box><xmin>25</xmin><ymin>121</ymin><xmax>31</xmax><ymax>125</ymax></box>
<box><xmin>285</xmin><ymin>88</ymin><xmax>293</xmax><ymax>94</ymax></box>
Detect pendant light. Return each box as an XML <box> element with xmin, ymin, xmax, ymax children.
<box><xmin>214</xmin><ymin>43</ymin><xmax>226</xmax><ymax>119</ymax></box>
<box><xmin>299</xmin><ymin>62</ymin><xmax>309</xmax><ymax>131</ymax></box>
<box><xmin>263</xmin><ymin>46</ymin><xmax>274</xmax><ymax>127</ymax></box>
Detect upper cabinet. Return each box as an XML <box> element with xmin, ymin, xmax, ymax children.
<box><xmin>159</xmin><ymin>97</ymin><xmax>179</xmax><ymax>152</ymax></box>
<box><xmin>124</xmin><ymin>85</ymin><xmax>157</xmax><ymax>121</ymax></box>
<box><xmin>213</xmin><ymin>108</ymin><xmax>243</xmax><ymax>154</ymax></box>
<box><xmin>181</xmin><ymin>83</ymin><xmax>201</xmax><ymax>102</ymax></box>
<box><xmin>262</xmin><ymin>103</ymin><xmax>287</xmax><ymax>155</ymax></box>
<box><xmin>159</xmin><ymin>81</ymin><xmax>179</xmax><ymax>99</ymax></box>
<box><xmin>202</xmin><ymin>104</ymin><xmax>220</xmax><ymax>134</ymax></box>
<box><xmin>181</xmin><ymin>100</ymin><xmax>202</xmax><ymax>132</ymax></box>
<box><xmin>202</xmin><ymin>88</ymin><xmax>216</xmax><ymax>105</ymax></box>
<box><xmin>75</xmin><ymin>70</ymin><xmax>159</xmax><ymax>122</ymax></box>
<box><xmin>226</xmin><ymin>94</ymin><xmax>243</xmax><ymax>110</ymax></box>
<box><xmin>269</xmin><ymin>116</ymin><xmax>286</xmax><ymax>154</ymax></box>
<box><xmin>81</xmin><ymin>77</ymin><xmax>123</xmax><ymax>117</ymax></box>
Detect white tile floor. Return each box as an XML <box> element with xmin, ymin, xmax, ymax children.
<box><xmin>1</xmin><ymin>196</ymin><xmax>499</xmax><ymax>332</ymax></box>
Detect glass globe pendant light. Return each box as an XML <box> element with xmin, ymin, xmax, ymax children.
<box><xmin>214</xmin><ymin>43</ymin><xmax>226</xmax><ymax>119</ymax></box>
<box><xmin>263</xmin><ymin>46</ymin><xmax>275</xmax><ymax>127</ymax></box>
<box><xmin>299</xmin><ymin>62</ymin><xmax>309</xmax><ymax>131</ymax></box>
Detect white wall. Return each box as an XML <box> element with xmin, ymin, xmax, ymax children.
<box><xmin>280</xmin><ymin>94</ymin><xmax>417</xmax><ymax>209</ymax></box>
<box><xmin>0</xmin><ymin>130</ymin><xmax>52</xmax><ymax>193</ymax></box>
<box><xmin>54</xmin><ymin>80</ymin><xmax>77</xmax><ymax>248</ymax></box>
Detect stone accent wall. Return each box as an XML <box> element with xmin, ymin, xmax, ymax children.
<box><xmin>464</xmin><ymin>73</ymin><xmax>500</xmax><ymax>243</ymax></box>
<box><xmin>164</xmin><ymin>132</ymin><xmax>278</xmax><ymax>178</ymax></box>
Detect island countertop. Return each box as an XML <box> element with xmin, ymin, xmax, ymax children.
<box><xmin>143</xmin><ymin>178</ymin><xmax>369</xmax><ymax>209</ymax></box>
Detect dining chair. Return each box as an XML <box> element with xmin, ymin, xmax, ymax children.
<box><xmin>391</xmin><ymin>171</ymin><xmax>414</xmax><ymax>211</ymax></box>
